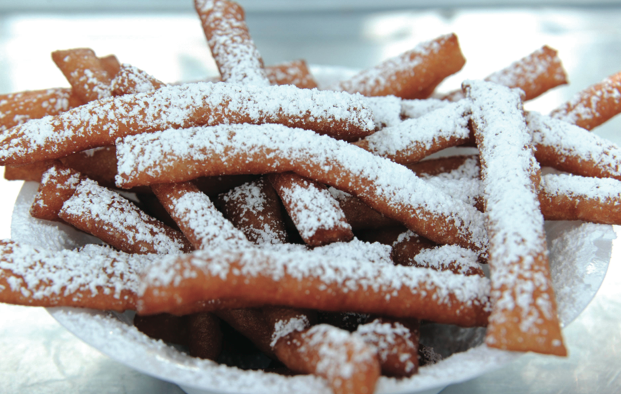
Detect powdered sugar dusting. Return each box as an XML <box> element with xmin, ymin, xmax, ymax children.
<box><xmin>0</xmin><ymin>240</ymin><xmax>154</xmax><ymax>301</ymax></box>
<box><xmin>361</xmin><ymin>100</ymin><xmax>471</xmax><ymax>161</ymax></box>
<box><xmin>60</xmin><ymin>179</ymin><xmax>188</xmax><ymax>254</ymax></box>
<box><xmin>278</xmin><ymin>176</ymin><xmax>351</xmax><ymax>240</ymax></box>
<box><xmin>356</xmin><ymin>319</ymin><xmax>417</xmax><ymax>374</ymax></box>
<box><xmin>542</xmin><ymin>172</ymin><xmax>621</xmax><ymax>201</ymax></box>
<box><xmin>116</xmin><ymin>123</ymin><xmax>488</xmax><ymax>254</ymax></box>
<box><xmin>528</xmin><ymin>111</ymin><xmax>621</xmax><ymax>177</ymax></box>
<box><xmin>550</xmin><ymin>72</ymin><xmax>621</xmax><ymax>125</ymax></box>
<box><xmin>333</xmin><ymin>35</ymin><xmax>448</xmax><ymax>96</ymax></box>
<box><xmin>414</xmin><ymin>245</ymin><xmax>481</xmax><ymax>276</ymax></box>
<box><xmin>271</xmin><ymin>315</ymin><xmax>310</xmax><ymax>347</ymax></box>
<box><xmin>196</xmin><ymin>0</ymin><xmax>269</xmax><ymax>86</ymax></box>
<box><xmin>300</xmin><ymin>325</ymin><xmax>375</xmax><ymax>380</ymax></box>
<box><xmin>465</xmin><ymin>80</ymin><xmax>554</xmax><ymax>338</ymax></box>
<box><xmin>168</xmin><ymin>189</ymin><xmax>250</xmax><ymax>249</ymax></box>
<box><xmin>400</xmin><ymin>98</ymin><xmax>450</xmax><ymax>119</ymax></box>
<box><xmin>0</xmin><ymin>82</ymin><xmax>375</xmax><ymax>164</ymax></box>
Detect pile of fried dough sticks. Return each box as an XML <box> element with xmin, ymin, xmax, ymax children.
<box><xmin>1</xmin><ymin>1</ymin><xmax>621</xmax><ymax>393</ymax></box>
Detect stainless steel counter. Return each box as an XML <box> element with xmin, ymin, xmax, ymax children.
<box><xmin>1</xmin><ymin>6</ymin><xmax>620</xmax><ymax>393</ymax></box>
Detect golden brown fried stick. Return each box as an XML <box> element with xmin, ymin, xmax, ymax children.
<box><xmin>267</xmin><ymin>172</ymin><xmax>353</xmax><ymax>247</ymax></box>
<box><xmin>265</xmin><ymin>60</ymin><xmax>318</xmax><ymax>89</ymax></box>
<box><xmin>354</xmin><ymin>100</ymin><xmax>472</xmax><ymax>165</ymax></box>
<box><xmin>151</xmin><ymin>181</ymin><xmax>250</xmax><ymax>249</ymax></box>
<box><xmin>332</xmin><ymin>34</ymin><xmax>465</xmax><ymax>99</ymax></box>
<box><xmin>116</xmin><ymin>124</ymin><xmax>488</xmax><ymax>257</ymax></box>
<box><xmin>4</xmin><ymin>160</ymin><xmax>57</xmax><ymax>182</ymax></box>
<box><xmin>405</xmin><ymin>155</ymin><xmax>478</xmax><ymax>177</ymax></box>
<box><xmin>215</xmin><ymin>308</ymin><xmax>276</xmax><ymax>358</ymax></box>
<box><xmin>0</xmin><ymin>88</ymin><xmax>83</xmax><ymax>132</ymax></box>
<box><xmin>328</xmin><ymin>189</ymin><xmax>400</xmax><ymax>231</ymax></box>
<box><xmin>138</xmin><ymin>246</ymin><xmax>491</xmax><ymax>327</ymax></box>
<box><xmin>58</xmin><ymin>179</ymin><xmax>193</xmax><ymax>254</ymax></box>
<box><xmin>186</xmin><ymin>312</ymin><xmax>223</xmax><ymax>360</ymax></box>
<box><xmin>195</xmin><ymin>0</ymin><xmax>269</xmax><ymax>86</ymax></box>
<box><xmin>217</xmin><ymin>178</ymin><xmax>289</xmax><ymax>245</ymax></box>
<box><xmin>263</xmin><ymin>307</ymin><xmax>379</xmax><ymax>394</ymax></box>
<box><xmin>413</xmin><ymin>153</ymin><xmax>621</xmax><ymax>225</ymax></box>
<box><xmin>0</xmin><ymin>241</ymin><xmax>151</xmax><ymax>311</ymax></box>
<box><xmin>51</xmin><ymin>48</ymin><xmax>114</xmax><ymax>102</ymax></box>
<box><xmin>134</xmin><ymin>313</ymin><xmax>188</xmax><ymax>345</ymax></box>
<box><xmin>550</xmin><ymin>71</ymin><xmax>621</xmax><ymax>130</ymax></box>
<box><xmin>59</xmin><ymin>146</ymin><xmax>118</xmax><ymax>187</ymax></box>
<box><xmin>98</xmin><ymin>54</ymin><xmax>122</xmax><ymax>78</ymax></box>
<box><xmin>111</xmin><ymin>63</ymin><xmax>166</xmax><ymax>96</ymax></box>
<box><xmin>528</xmin><ymin>111</ymin><xmax>621</xmax><ymax>181</ymax></box>
<box><xmin>539</xmin><ymin>173</ymin><xmax>621</xmax><ymax>224</ymax></box>
<box><xmin>355</xmin><ymin>317</ymin><xmax>419</xmax><ymax>377</ymax></box>
<box><xmin>465</xmin><ymin>80</ymin><xmax>566</xmax><ymax>356</ymax></box>
<box><xmin>30</xmin><ymin>162</ymin><xmax>84</xmax><ymax>221</ymax></box>
<box><xmin>444</xmin><ymin>46</ymin><xmax>567</xmax><ymax>102</ymax></box>
<box><xmin>0</xmin><ymin>82</ymin><xmax>375</xmax><ymax>166</ymax></box>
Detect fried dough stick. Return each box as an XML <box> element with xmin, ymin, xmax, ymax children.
<box><xmin>30</xmin><ymin>162</ymin><xmax>84</xmax><ymax>221</ymax></box>
<box><xmin>111</xmin><ymin>64</ymin><xmax>166</xmax><ymax>95</ymax></box>
<box><xmin>412</xmin><ymin>154</ymin><xmax>621</xmax><ymax>225</ymax></box>
<box><xmin>465</xmin><ymin>80</ymin><xmax>566</xmax><ymax>356</ymax></box>
<box><xmin>116</xmin><ymin>124</ymin><xmax>488</xmax><ymax>257</ymax></box>
<box><xmin>0</xmin><ymin>241</ymin><xmax>151</xmax><ymax>311</ymax></box>
<box><xmin>332</xmin><ymin>34</ymin><xmax>465</xmax><ymax>99</ymax></box>
<box><xmin>328</xmin><ymin>188</ymin><xmax>399</xmax><ymax>231</ymax></box>
<box><xmin>0</xmin><ymin>52</ymin><xmax>117</xmax><ymax>134</ymax></box>
<box><xmin>195</xmin><ymin>0</ymin><xmax>269</xmax><ymax>86</ymax></box>
<box><xmin>267</xmin><ymin>172</ymin><xmax>353</xmax><ymax>247</ymax></box>
<box><xmin>4</xmin><ymin>160</ymin><xmax>57</xmax><ymax>182</ymax></box>
<box><xmin>550</xmin><ymin>71</ymin><xmax>621</xmax><ymax>130</ymax></box>
<box><xmin>0</xmin><ymin>81</ymin><xmax>375</xmax><ymax>166</ymax></box>
<box><xmin>0</xmin><ymin>88</ymin><xmax>82</xmax><ymax>132</ymax></box>
<box><xmin>353</xmin><ymin>100</ymin><xmax>472</xmax><ymax>165</ymax></box>
<box><xmin>217</xmin><ymin>178</ymin><xmax>289</xmax><ymax>245</ymax></box>
<box><xmin>443</xmin><ymin>46</ymin><xmax>567</xmax><ymax>102</ymax></box>
<box><xmin>265</xmin><ymin>60</ymin><xmax>318</xmax><ymax>89</ymax></box>
<box><xmin>151</xmin><ymin>181</ymin><xmax>250</xmax><ymax>249</ymax></box>
<box><xmin>264</xmin><ymin>307</ymin><xmax>380</xmax><ymax>394</ymax></box>
<box><xmin>58</xmin><ymin>179</ymin><xmax>193</xmax><ymax>255</ymax></box>
<box><xmin>528</xmin><ymin>111</ymin><xmax>621</xmax><ymax>181</ymax></box>
<box><xmin>539</xmin><ymin>173</ymin><xmax>621</xmax><ymax>224</ymax></box>
<box><xmin>138</xmin><ymin>246</ymin><xmax>491</xmax><ymax>327</ymax></box>
<box><xmin>51</xmin><ymin>48</ymin><xmax>114</xmax><ymax>102</ymax></box>
<box><xmin>354</xmin><ymin>317</ymin><xmax>419</xmax><ymax>377</ymax></box>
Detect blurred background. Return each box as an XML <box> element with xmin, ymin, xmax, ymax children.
<box><xmin>0</xmin><ymin>1</ymin><xmax>621</xmax><ymax>393</ymax></box>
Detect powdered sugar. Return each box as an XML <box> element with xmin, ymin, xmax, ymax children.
<box><xmin>167</xmin><ymin>189</ymin><xmax>250</xmax><ymax>249</ymax></box>
<box><xmin>414</xmin><ymin>245</ymin><xmax>481</xmax><ymax>276</ymax></box>
<box><xmin>333</xmin><ymin>35</ymin><xmax>448</xmax><ymax>96</ymax></box>
<box><xmin>271</xmin><ymin>315</ymin><xmax>311</xmax><ymax>347</ymax></box>
<box><xmin>0</xmin><ymin>81</ymin><xmax>375</xmax><ymax>164</ymax></box>
<box><xmin>60</xmin><ymin>179</ymin><xmax>188</xmax><ymax>254</ymax></box>
<box><xmin>116</xmin><ymin>123</ymin><xmax>488</xmax><ymax>254</ymax></box>
<box><xmin>278</xmin><ymin>176</ymin><xmax>351</xmax><ymax>240</ymax></box>
<box><xmin>529</xmin><ymin>111</ymin><xmax>621</xmax><ymax>177</ymax></box>
<box><xmin>360</xmin><ymin>100</ymin><xmax>471</xmax><ymax>162</ymax></box>
<box><xmin>0</xmin><ymin>240</ymin><xmax>154</xmax><ymax>301</ymax></box>
<box><xmin>196</xmin><ymin>0</ymin><xmax>269</xmax><ymax>86</ymax></box>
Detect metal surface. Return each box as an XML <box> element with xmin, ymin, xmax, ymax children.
<box><xmin>1</xmin><ymin>6</ymin><xmax>621</xmax><ymax>393</ymax></box>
